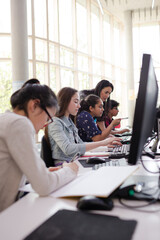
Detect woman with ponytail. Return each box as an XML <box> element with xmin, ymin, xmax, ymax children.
<box><xmin>0</xmin><ymin>83</ymin><xmax>79</xmax><ymax>212</ymax></box>
<box><xmin>76</xmin><ymin>94</ymin><xmax>121</xmax><ymax>142</ymax></box>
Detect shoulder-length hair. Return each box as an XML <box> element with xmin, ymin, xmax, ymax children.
<box><xmin>56</xmin><ymin>87</ymin><xmax>78</xmax><ymax>118</ymax></box>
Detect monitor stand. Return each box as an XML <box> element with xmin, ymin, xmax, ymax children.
<box><xmin>143</xmin><ymin>137</ymin><xmax>160</xmax><ymax>156</ymax></box>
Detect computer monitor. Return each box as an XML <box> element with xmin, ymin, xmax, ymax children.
<box><xmin>128</xmin><ymin>54</ymin><xmax>159</xmax><ymax>165</ymax></box>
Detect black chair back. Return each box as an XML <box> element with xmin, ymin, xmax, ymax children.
<box><xmin>41</xmin><ymin>135</ymin><xmax>55</xmax><ymax>167</ymax></box>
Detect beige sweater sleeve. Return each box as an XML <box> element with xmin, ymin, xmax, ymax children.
<box><xmin>6</xmin><ymin>117</ymin><xmax>77</xmax><ymax>196</ymax></box>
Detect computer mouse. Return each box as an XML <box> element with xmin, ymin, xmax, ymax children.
<box><xmin>77</xmin><ymin>195</ymin><xmax>114</xmax><ymax>211</ymax></box>
<box><xmin>86</xmin><ymin>157</ymin><xmax>106</xmax><ymax>164</ymax></box>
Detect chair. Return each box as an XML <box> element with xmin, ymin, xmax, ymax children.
<box><xmin>41</xmin><ymin>135</ymin><xmax>55</xmax><ymax>167</ymax></box>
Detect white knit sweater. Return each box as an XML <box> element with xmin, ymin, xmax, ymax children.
<box><xmin>0</xmin><ymin>111</ymin><xmax>77</xmax><ymax>212</ymax></box>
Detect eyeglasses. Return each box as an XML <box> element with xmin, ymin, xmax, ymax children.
<box><xmin>43</xmin><ymin>107</ymin><xmax>53</xmax><ymax>127</ymax></box>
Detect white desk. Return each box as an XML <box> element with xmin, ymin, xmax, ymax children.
<box><xmin>0</xmin><ymin>160</ymin><xmax>160</xmax><ymax>240</ymax></box>
<box><xmin>0</xmin><ymin>192</ymin><xmax>160</xmax><ymax>240</ymax></box>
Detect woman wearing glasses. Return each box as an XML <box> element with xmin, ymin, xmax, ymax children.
<box><xmin>47</xmin><ymin>87</ymin><xmax>122</xmax><ymax>165</ymax></box>
<box><xmin>0</xmin><ymin>84</ymin><xmax>78</xmax><ymax>212</ymax></box>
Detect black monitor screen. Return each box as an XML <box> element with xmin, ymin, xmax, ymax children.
<box><xmin>128</xmin><ymin>54</ymin><xmax>158</xmax><ymax>165</ymax></box>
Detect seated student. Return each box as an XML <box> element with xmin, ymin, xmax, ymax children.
<box><xmin>47</xmin><ymin>87</ymin><xmax>122</xmax><ymax>164</ymax></box>
<box><xmin>76</xmin><ymin>94</ymin><xmax>121</xmax><ymax>142</ymax></box>
<box><xmin>105</xmin><ymin>100</ymin><xmax>130</xmax><ymax>135</ymax></box>
<box><xmin>79</xmin><ymin>79</ymin><xmax>115</xmax><ymax>132</ymax></box>
<box><xmin>0</xmin><ymin>83</ymin><xmax>78</xmax><ymax>212</ymax></box>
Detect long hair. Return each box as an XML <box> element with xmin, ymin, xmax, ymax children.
<box><xmin>80</xmin><ymin>79</ymin><xmax>113</xmax><ymax>101</ymax></box>
<box><xmin>56</xmin><ymin>87</ymin><xmax>78</xmax><ymax>118</ymax></box>
<box><xmin>94</xmin><ymin>80</ymin><xmax>114</xmax><ymax>117</ymax></box>
<box><xmin>94</xmin><ymin>79</ymin><xmax>114</xmax><ymax>96</ymax></box>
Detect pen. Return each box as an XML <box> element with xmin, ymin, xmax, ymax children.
<box><xmin>70</xmin><ymin>152</ymin><xmax>80</xmax><ymax>162</ymax></box>
<box><xmin>120</xmin><ymin>117</ymin><xmax>128</xmax><ymax>120</ymax></box>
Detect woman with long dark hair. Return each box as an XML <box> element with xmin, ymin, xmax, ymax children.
<box><xmin>0</xmin><ymin>83</ymin><xmax>78</xmax><ymax>212</ymax></box>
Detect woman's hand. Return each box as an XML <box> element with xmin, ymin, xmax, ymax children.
<box><xmin>104</xmin><ymin>137</ymin><xmax>122</xmax><ymax>147</ymax></box>
<box><xmin>49</xmin><ymin>162</ymin><xmax>79</xmax><ymax>174</ymax></box>
<box><xmin>112</xmin><ymin>119</ymin><xmax>121</xmax><ymax>127</ymax></box>
<box><xmin>48</xmin><ymin>166</ymin><xmax>61</xmax><ymax>172</ymax></box>
<box><xmin>120</xmin><ymin>128</ymin><xmax>130</xmax><ymax>134</ymax></box>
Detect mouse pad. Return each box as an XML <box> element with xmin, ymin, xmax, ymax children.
<box><xmin>24</xmin><ymin>209</ymin><xmax>137</xmax><ymax>240</ymax></box>
<box><xmin>78</xmin><ymin>159</ymin><xmax>95</xmax><ymax>168</ymax></box>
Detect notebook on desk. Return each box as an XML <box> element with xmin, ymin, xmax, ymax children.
<box><xmin>20</xmin><ymin>165</ymin><xmax>139</xmax><ymax>198</ymax></box>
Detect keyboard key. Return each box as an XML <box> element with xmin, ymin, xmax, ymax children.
<box><xmin>92</xmin><ymin>158</ymin><xmax>128</xmax><ymax>170</ymax></box>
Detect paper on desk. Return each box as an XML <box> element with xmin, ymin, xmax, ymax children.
<box><xmin>19</xmin><ymin>165</ymin><xmax>139</xmax><ymax>198</ymax></box>
<box><xmin>82</xmin><ymin>146</ymin><xmax>112</xmax><ymax>157</ymax></box>
<box><xmin>82</xmin><ymin>152</ymin><xmax>110</xmax><ymax>157</ymax></box>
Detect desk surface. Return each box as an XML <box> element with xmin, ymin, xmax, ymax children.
<box><xmin>0</xmin><ymin>192</ymin><xmax>160</xmax><ymax>240</ymax></box>
<box><xmin>0</xmin><ymin>159</ymin><xmax>160</xmax><ymax>240</ymax></box>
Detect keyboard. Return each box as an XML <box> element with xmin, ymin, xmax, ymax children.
<box><xmin>92</xmin><ymin>145</ymin><xmax>130</xmax><ymax>170</ymax></box>
<box><xmin>120</xmin><ymin>136</ymin><xmax>132</xmax><ymax>144</ymax></box>
<box><xmin>114</xmin><ymin>132</ymin><xmax>132</xmax><ymax>137</ymax></box>
<box><xmin>92</xmin><ymin>158</ymin><xmax>128</xmax><ymax>170</ymax></box>
<box><xmin>112</xmin><ymin>144</ymin><xmax>130</xmax><ymax>154</ymax></box>
<box><xmin>109</xmin><ymin>144</ymin><xmax>130</xmax><ymax>159</ymax></box>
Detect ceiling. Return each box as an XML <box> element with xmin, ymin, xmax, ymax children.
<box><xmin>104</xmin><ymin>0</ymin><xmax>160</xmax><ymax>11</ymax></box>
<box><xmin>101</xmin><ymin>0</ymin><xmax>160</xmax><ymax>20</ymax></box>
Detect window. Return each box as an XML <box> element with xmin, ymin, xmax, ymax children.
<box><xmin>59</xmin><ymin>0</ymin><xmax>73</xmax><ymax>47</ymax></box>
<box><xmin>0</xmin><ymin>62</ymin><xmax>12</xmax><ymax>112</ymax></box>
<box><xmin>0</xmin><ymin>1</ymin><xmax>11</xmax><ymax>33</ymax></box>
<box><xmin>34</xmin><ymin>0</ymin><xmax>47</xmax><ymax>38</ymax></box>
<box><xmin>91</xmin><ymin>3</ymin><xmax>100</xmax><ymax>57</ymax></box>
<box><xmin>76</xmin><ymin>0</ymin><xmax>88</xmax><ymax>53</ymax></box>
<box><xmin>103</xmin><ymin>14</ymin><xmax>111</xmax><ymax>62</ymax></box>
<box><xmin>0</xmin><ymin>0</ymin><xmax>126</xmax><ymax>121</ymax></box>
<box><xmin>0</xmin><ymin>0</ymin><xmax>11</xmax><ymax>113</ymax></box>
<box><xmin>133</xmin><ymin>23</ymin><xmax>160</xmax><ymax>105</ymax></box>
<box><xmin>60</xmin><ymin>47</ymin><xmax>74</xmax><ymax>68</ymax></box>
<box><xmin>60</xmin><ymin>68</ymin><xmax>74</xmax><ymax>88</ymax></box>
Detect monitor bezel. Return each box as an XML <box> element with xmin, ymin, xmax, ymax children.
<box><xmin>128</xmin><ymin>54</ymin><xmax>158</xmax><ymax>165</ymax></box>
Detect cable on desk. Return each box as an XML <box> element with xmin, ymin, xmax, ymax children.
<box><xmin>118</xmin><ymin>185</ymin><xmax>160</xmax><ymax>211</ymax></box>
<box><xmin>118</xmin><ymin>154</ymin><xmax>160</xmax><ymax>211</ymax></box>
<box><xmin>116</xmin><ymin>197</ymin><xmax>160</xmax><ymax>213</ymax></box>
<box><xmin>118</xmin><ymin>195</ymin><xmax>159</xmax><ymax>209</ymax></box>
<box><xmin>118</xmin><ymin>161</ymin><xmax>160</xmax><ymax>211</ymax></box>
